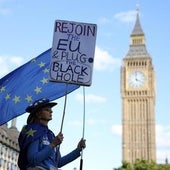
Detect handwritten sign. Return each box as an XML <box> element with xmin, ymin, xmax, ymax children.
<box><xmin>50</xmin><ymin>20</ymin><xmax>97</xmax><ymax>86</ymax></box>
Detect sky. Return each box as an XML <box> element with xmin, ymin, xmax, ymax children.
<box><xmin>0</xmin><ymin>0</ymin><xmax>170</xmax><ymax>169</ymax></box>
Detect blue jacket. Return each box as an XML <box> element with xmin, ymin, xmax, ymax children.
<box><xmin>18</xmin><ymin>122</ymin><xmax>80</xmax><ymax>170</ymax></box>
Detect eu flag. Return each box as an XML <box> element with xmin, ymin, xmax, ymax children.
<box><xmin>0</xmin><ymin>49</ymin><xmax>79</xmax><ymax>125</ymax></box>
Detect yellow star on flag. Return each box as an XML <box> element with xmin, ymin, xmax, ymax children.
<box><xmin>38</xmin><ymin>61</ymin><xmax>45</xmax><ymax>68</ymax></box>
<box><xmin>34</xmin><ymin>86</ymin><xmax>42</xmax><ymax>94</ymax></box>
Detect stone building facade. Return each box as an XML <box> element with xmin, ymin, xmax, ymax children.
<box><xmin>0</xmin><ymin>119</ymin><xmax>19</xmax><ymax>170</ymax></box>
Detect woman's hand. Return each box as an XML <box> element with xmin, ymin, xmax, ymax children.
<box><xmin>50</xmin><ymin>132</ymin><xmax>64</xmax><ymax>148</ymax></box>
<box><xmin>77</xmin><ymin>138</ymin><xmax>86</xmax><ymax>151</ymax></box>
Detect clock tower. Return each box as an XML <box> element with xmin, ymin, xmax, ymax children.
<box><xmin>121</xmin><ymin>10</ymin><xmax>156</xmax><ymax>164</ymax></box>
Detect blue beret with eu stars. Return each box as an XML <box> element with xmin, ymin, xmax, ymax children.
<box><xmin>26</xmin><ymin>98</ymin><xmax>57</xmax><ymax>113</ymax></box>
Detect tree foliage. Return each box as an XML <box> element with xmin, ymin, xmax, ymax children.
<box><xmin>115</xmin><ymin>159</ymin><xmax>170</xmax><ymax>170</ymax></box>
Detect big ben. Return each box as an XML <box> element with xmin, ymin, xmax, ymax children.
<box><xmin>121</xmin><ymin>9</ymin><xmax>156</xmax><ymax>164</ymax></box>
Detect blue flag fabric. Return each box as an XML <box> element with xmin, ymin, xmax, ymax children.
<box><xmin>0</xmin><ymin>48</ymin><xmax>79</xmax><ymax>125</ymax></box>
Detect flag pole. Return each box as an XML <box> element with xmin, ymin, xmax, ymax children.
<box><xmin>60</xmin><ymin>83</ymin><xmax>68</xmax><ymax>133</ymax></box>
<box><xmin>80</xmin><ymin>86</ymin><xmax>86</xmax><ymax>170</ymax></box>
<box><xmin>57</xmin><ymin>83</ymin><xmax>68</xmax><ymax>167</ymax></box>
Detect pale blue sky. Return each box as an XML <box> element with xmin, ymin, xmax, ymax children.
<box><xmin>0</xmin><ymin>0</ymin><xmax>170</xmax><ymax>169</ymax></box>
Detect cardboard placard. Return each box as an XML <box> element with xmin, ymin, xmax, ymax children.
<box><xmin>50</xmin><ymin>20</ymin><xmax>97</xmax><ymax>86</ymax></box>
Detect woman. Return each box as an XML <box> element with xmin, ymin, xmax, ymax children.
<box><xmin>18</xmin><ymin>98</ymin><xmax>86</xmax><ymax>170</ymax></box>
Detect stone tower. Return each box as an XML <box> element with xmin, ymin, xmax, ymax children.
<box><xmin>121</xmin><ymin>9</ymin><xmax>156</xmax><ymax>164</ymax></box>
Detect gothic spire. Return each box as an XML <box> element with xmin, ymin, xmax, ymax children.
<box><xmin>125</xmin><ymin>7</ymin><xmax>151</xmax><ymax>59</ymax></box>
<box><xmin>131</xmin><ymin>8</ymin><xmax>144</xmax><ymax>36</ymax></box>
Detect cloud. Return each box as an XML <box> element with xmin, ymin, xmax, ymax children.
<box><xmin>94</xmin><ymin>46</ymin><xmax>121</xmax><ymax>71</ymax></box>
<box><xmin>10</xmin><ymin>56</ymin><xmax>24</xmax><ymax>65</ymax></box>
<box><xmin>0</xmin><ymin>55</ymin><xmax>24</xmax><ymax>77</ymax></box>
<box><xmin>68</xmin><ymin>120</ymin><xmax>82</xmax><ymax>127</ymax></box>
<box><xmin>76</xmin><ymin>93</ymin><xmax>107</xmax><ymax>103</ymax></box>
<box><xmin>87</xmin><ymin>118</ymin><xmax>95</xmax><ymax>125</ymax></box>
<box><xmin>111</xmin><ymin>125</ymin><xmax>122</xmax><ymax>136</ymax></box>
<box><xmin>97</xmin><ymin>10</ymin><xmax>137</xmax><ymax>25</ymax></box>
<box><xmin>156</xmin><ymin>125</ymin><xmax>170</xmax><ymax>148</ymax></box>
<box><xmin>157</xmin><ymin>150</ymin><xmax>170</xmax><ymax>164</ymax></box>
<box><xmin>114</xmin><ymin>10</ymin><xmax>137</xmax><ymax>23</ymax></box>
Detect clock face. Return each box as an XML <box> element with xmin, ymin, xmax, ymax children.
<box><xmin>128</xmin><ymin>71</ymin><xmax>146</xmax><ymax>88</ymax></box>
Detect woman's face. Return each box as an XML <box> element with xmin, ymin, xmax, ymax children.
<box><xmin>37</xmin><ymin>107</ymin><xmax>53</xmax><ymax>121</ymax></box>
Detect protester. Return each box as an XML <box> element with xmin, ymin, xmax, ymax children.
<box><xmin>18</xmin><ymin>98</ymin><xmax>86</xmax><ymax>170</ymax></box>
